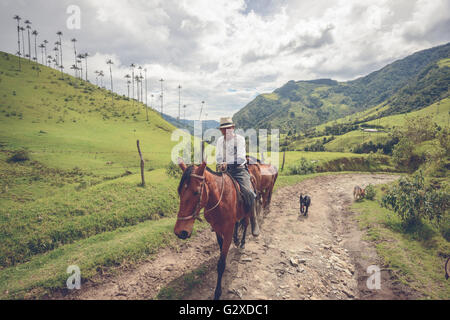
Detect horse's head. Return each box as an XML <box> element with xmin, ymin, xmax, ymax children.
<box><xmin>174</xmin><ymin>159</ymin><xmax>208</xmax><ymax>240</ymax></box>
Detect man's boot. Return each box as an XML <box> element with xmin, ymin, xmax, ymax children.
<box><xmin>249</xmin><ymin>199</ymin><xmax>260</xmax><ymax>237</ymax></box>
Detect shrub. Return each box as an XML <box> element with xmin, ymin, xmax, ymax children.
<box><xmin>286</xmin><ymin>157</ymin><xmax>317</xmax><ymax>175</ymax></box>
<box><xmin>7</xmin><ymin>150</ymin><xmax>30</xmax><ymax>163</ymax></box>
<box><xmin>364</xmin><ymin>184</ymin><xmax>376</xmax><ymax>200</ymax></box>
<box><xmin>165</xmin><ymin>161</ymin><xmax>182</xmax><ymax>178</ymax></box>
<box><xmin>381</xmin><ymin>171</ymin><xmax>449</xmax><ymax>227</ymax></box>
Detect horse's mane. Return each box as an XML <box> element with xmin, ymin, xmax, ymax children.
<box><xmin>178</xmin><ymin>165</ymin><xmax>194</xmax><ymax>195</ymax></box>
<box><xmin>178</xmin><ymin>165</ymin><xmax>222</xmax><ymax>194</ymax></box>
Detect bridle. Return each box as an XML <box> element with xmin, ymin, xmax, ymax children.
<box><xmin>177</xmin><ymin>170</ymin><xmax>225</xmax><ymax>222</ymax></box>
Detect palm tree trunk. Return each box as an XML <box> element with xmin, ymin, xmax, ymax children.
<box><xmin>27</xmin><ymin>29</ymin><xmax>31</xmax><ymax>60</ymax></box>
<box><xmin>34</xmin><ymin>35</ymin><xmax>37</xmax><ymax>63</ymax></box>
<box><xmin>21</xmin><ymin>30</ymin><xmax>25</xmax><ymax>58</ymax></box>
<box><xmin>85</xmin><ymin>57</ymin><xmax>88</xmax><ymax>81</ymax></box>
<box><xmin>16</xmin><ymin>23</ymin><xmax>21</xmax><ymax>69</ymax></box>
<box><xmin>109</xmin><ymin>66</ymin><xmax>113</xmax><ymax>92</ymax></box>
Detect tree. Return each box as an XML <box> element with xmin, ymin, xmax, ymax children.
<box><xmin>20</xmin><ymin>26</ymin><xmax>25</xmax><ymax>57</ymax></box>
<box><xmin>32</xmin><ymin>30</ymin><xmax>38</xmax><ymax>62</ymax></box>
<box><xmin>106</xmin><ymin>59</ymin><xmax>114</xmax><ymax>105</ymax></box>
<box><xmin>39</xmin><ymin>43</ymin><xmax>45</xmax><ymax>64</ymax></box>
<box><xmin>56</xmin><ymin>31</ymin><xmax>63</xmax><ymax>74</ymax></box>
<box><xmin>77</xmin><ymin>54</ymin><xmax>84</xmax><ymax>79</ymax></box>
<box><xmin>71</xmin><ymin>38</ymin><xmax>77</xmax><ymax>76</ymax></box>
<box><xmin>83</xmin><ymin>53</ymin><xmax>89</xmax><ymax>81</ymax></box>
<box><xmin>13</xmin><ymin>15</ymin><xmax>21</xmax><ymax>70</ymax></box>
<box><xmin>124</xmin><ymin>74</ymin><xmax>131</xmax><ymax>98</ymax></box>
<box><xmin>106</xmin><ymin>59</ymin><xmax>114</xmax><ymax>91</ymax></box>
<box><xmin>43</xmin><ymin>40</ymin><xmax>48</xmax><ymax>66</ymax></box>
<box><xmin>135</xmin><ymin>75</ymin><xmax>140</xmax><ymax>101</ymax></box>
<box><xmin>53</xmin><ymin>45</ymin><xmax>59</xmax><ymax>69</ymax></box>
<box><xmin>130</xmin><ymin>63</ymin><xmax>135</xmax><ymax>101</ymax></box>
<box><xmin>98</xmin><ymin>70</ymin><xmax>104</xmax><ymax>87</ymax></box>
<box><xmin>24</xmin><ymin>20</ymin><xmax>32</xmax><ymax>61</ymax></box>
<box><xmin>138</xmin><ymin>66</ymin><xmax>143</xmax><ymax>103</ymax></box>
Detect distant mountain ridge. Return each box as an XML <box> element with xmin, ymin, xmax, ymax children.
<box><xmin>233</xmin><ymin>42</ymin><xmax>450</xmax><ymax>133</ymax></box>
<box><xmin>162</xmin><ymin>113</ymin><xmax>220</xmax><ymax>135</ymax></box>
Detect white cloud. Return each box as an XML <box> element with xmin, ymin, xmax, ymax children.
<box><xmin>0</xmin><ymin>0</ymin><xmax>449</xmax><ymax>120</ymax></box>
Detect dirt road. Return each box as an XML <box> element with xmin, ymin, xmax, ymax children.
<box><xmin>61</xmin><ymin>173</ymin><xmax>413</xmax><ymax>300</ymax></box>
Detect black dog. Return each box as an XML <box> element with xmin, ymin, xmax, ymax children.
<box><xmin>299</xmin><ymin>194</ymin><xmax>311</xmax><ymax>216</ymax></box>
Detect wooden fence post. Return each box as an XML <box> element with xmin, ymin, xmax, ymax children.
<box><xmin>281</xmin><ymin>150</ymin><xmax>285</xmax><ymax>172</ymax></box>
<box><xmin>136</xmin><ymin>139</ymin><xmax>145</xmax><ymax>187</ymax></box>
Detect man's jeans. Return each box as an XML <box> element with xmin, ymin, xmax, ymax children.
<box><xmin>227</xmin><ymin>165</ymin><xmax>256</xmax><ymax>212</ymax></box>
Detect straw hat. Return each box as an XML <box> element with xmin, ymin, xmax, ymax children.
<box><xmin>219</xmin><ymin>117</ymin><xmax>235</xmax><ymax>129</ymax></box>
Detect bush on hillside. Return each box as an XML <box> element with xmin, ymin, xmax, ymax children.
<box><xmin>381</xmin><ymin>171</ymin><xmax>449</xmax><ymax>227</ymax></box>
<box><xmin>286</xmin><ymin>157</ymin><xmax>317</xmax><ymax>175</ymax></box>
<box><xmin>7</xmin><ymin>150</ymin><xmax>30</xmax><ymax>163</ymax></box>
<box><xmin>165</xmin><ymin>161</ymin><xmax>182</xmax><ymax>179</ymax></box>
<box><xmin>364</xmin><ymin>184</ymin><xmax>376</xmax><ymax>200</ymax></box>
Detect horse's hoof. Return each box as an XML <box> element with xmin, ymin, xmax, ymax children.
<box><xmin>240</xmin><ymin>244</ymin><xmax>246</xmax><ymax>250</ymax></box>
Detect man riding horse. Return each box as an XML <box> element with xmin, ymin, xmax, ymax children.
<box><xmin>216</xmin><ymin>117</ymin><xmax>260</xmax><ymax>236</ymax></box>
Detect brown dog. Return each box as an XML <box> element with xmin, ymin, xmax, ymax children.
<box><xmin>353</xmin><ymin>185</ymin><xmax>365</xmax><ymax>201</ymax></box>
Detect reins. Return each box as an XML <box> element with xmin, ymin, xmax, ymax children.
<box><xmin>177</xmin><ymin>169</ymin><xmax>225</xmax><ymax>222</ymax></box>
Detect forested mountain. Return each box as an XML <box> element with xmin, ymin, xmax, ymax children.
<box><xmin>233</xmin><ymin>42</ymin><xmax>450</xmax><ymax>133</ymax></box>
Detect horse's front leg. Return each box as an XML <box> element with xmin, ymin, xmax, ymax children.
<box><xmin>216</xmin><ymin>232</ymin><xmax>223</xmax><ymax>251</ymax></box>
<box><xmin>233</xmin><ymin>222</ymin><xmax>239</xmax><ymax>247</ymax></box>
<box><xmin>214</xmin><ymin>233</ymin><xmax>232</xmax><ymax>300</ymax></box>
<box><xmin>240</xmin><ymin>217</ymin><xmax>249</xmax><ymax>249</ymax></box>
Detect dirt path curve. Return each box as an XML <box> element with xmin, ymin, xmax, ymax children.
<box><xmin>62</xmin><ymin>173</ymin><xmax>410</xmax><ymax>300</ymax></box>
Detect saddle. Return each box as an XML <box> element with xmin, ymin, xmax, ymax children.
<box><xmin>225</xmin><ymin>172</ymin><xmax>257</xmax><ymax>212</ymax></box>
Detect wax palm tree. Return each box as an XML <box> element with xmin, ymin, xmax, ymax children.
<box><xmin>83</xmin><ymin>53</ymin><xmax>89</xmax><ymax>81</ymax></box>
<box><xmin>39</xmin><ymin>43</ymin><xmax>45</xmax><ymax>64</ymax></box>
<box><xmin>13</xmin><ymin>15</ymin><xmax>21</xmax><ymax>68</ymax></box>
<box><xmin>71</xmin><ymin>38</ymin><xmax>77</xmax><ymax>74</ymax></box>
<box><xmin>124</xmin><ymin>74</ymin><xmax>131</xmax><ymax>98</ymax></box>
<box><xmin>138</xmin><ymin>66</ymin><xmax>143</xmax><ymax>102</ymax></box>
<box><xmin>139</xmin><ymin>75</ymin><xmax>144</xmax><ymax>104</ymax></box>
<box><xmin>43</xmin><ymin>40</ymin><xmax>48</xmax><ymax>66</ymax></box>
<box><xmin>99</xmin><ymin>70</ymin><xmax>104</xmax><ymax>88</ymax></box>
<box><xmin>70</xmin><ymin>64</ymin><xmax>77</xmax><ymax>76</ymax></box>
<box><xmin>106</xmin><ymin>59</ymin><xmax>114</xmax><ymax>92</ymax></box>
<box><xmin>144</xmin><ymin>69</ymin><xmax>148</xmax><ymax>107</ymax></box>
<box><xmin>15</xmin><ymin>51</ymin><xmax>22</xmax><ymax>70</ymax></box>
<box><xmin>56</xmin><ymin>31</ymin><xmax>63</xmax><ymax>73</ymax></box>
<box><xmin>53</xmin><ymin>46</ymin><xmax>59</xmax><ymax>69</ymax></box>
<box><xmin>94</xmin><ymin>70</ymin><xmax>99</xmax><ymax>86</ymax></box>
<box><xmin>130</xmin><ymin>63</ymin><xmax>135</xmax><ymax>100</ymax></box>
<box><xmin>20</xmin><ymin>26</ymin><xmax>25</xmax><ymax>57</ymax></box>
<box><xmin>47</xmin><ymin>55</ymin><xmax>52</xmax><ymax>66</ymax></box>
<box><xmin>32</xmin><ymin>30</ymin><xmax>38</xmax><ymax>62</ymax></box>
<box><xmin>77</xmin><ymin>54</ymin><xmax>84</xmax><ymax>79</ymax></box>
<box><xmin>24</xmin><ymin>20</ymin><xmax>32</xmax><ymax>61</ymax></box>
<box><xmin>135</xmin><ymin>75</ymin><xmax>140</xmax><ymax>102</ymax></box>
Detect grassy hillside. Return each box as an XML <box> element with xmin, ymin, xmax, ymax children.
<box><xmin>321</xmin><ymin>98</ymin><xmax>449</xmax><ymax>153</ymax></box>
<box><xmin>233</xmin><ymin>42</ymin><xmax>450</xmax><ymax>133</ymax></box>
<box><xmin>0</xmin><ymin>51</ymin><xmax>198</xmax><ymax>298</ymax></box>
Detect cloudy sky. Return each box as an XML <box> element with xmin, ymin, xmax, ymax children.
<box><xmin>1</xmin><ymin>0</ymin><xmax>449</xmax><ymax>120</ymax></box>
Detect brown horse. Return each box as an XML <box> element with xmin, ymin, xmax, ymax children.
<box><xmin>174</xmin><ymin>160</ymin><xmax>254</xmax><ymax>300</ymax></box>
<box><xmin>245</xmin><ymin>156</ymin><xmax>278</xmax><ymax>211</ymax></box>
<box><xmin>258</xmin><ymin>163</ymin><xmax>278</xmax><ymax>210</ymax></box>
